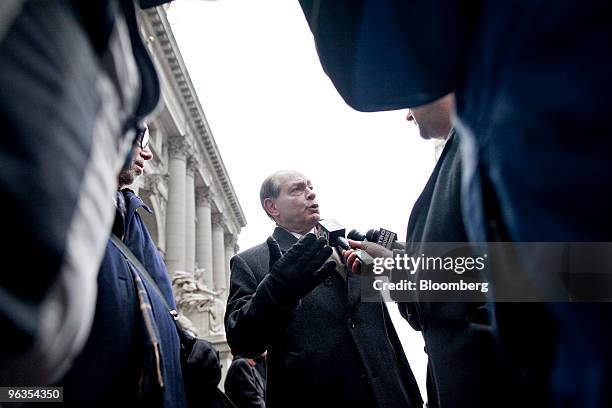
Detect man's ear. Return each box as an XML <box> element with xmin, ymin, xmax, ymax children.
<box><xmin>263</xmin><ymin>197</ymin><xmax>279</xmax><ymax>219</ymax></box>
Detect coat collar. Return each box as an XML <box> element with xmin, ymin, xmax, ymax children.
<box><xmin>121</xmin><ymin>189</ymin><xmax>152</xmax><ymax>221</ymax></box>
<box><xmin>272</xmin><ymin>226</ymin><xmax>298</xmax><ymax>252</ymax></box>
<box><xmin>114</xmin><ymin>189</ymin><xmax>153</xmax><ymax>238</ymax></box>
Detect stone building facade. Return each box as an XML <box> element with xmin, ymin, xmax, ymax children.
<box><xmin>131</xmin><ymin>5</ymin><xmax>246</xmax><ymax>380</ymax></box>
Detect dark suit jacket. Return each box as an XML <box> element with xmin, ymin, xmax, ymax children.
<box><xmin>398</xmin><ymin>131</ymin><xmax>497</xmax><ymax>408</ymax></box>
<box><xmin>225</xmin><ymin>227</ymin><xmax>422</xmax><ymax>408</ymax></box>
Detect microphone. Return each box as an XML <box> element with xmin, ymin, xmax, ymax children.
<box><xmin>316</xmin><ymin>219</ymin><xmax>350</xmax><ymax>250</ymax></box>
<box><xmin>317</xmin><ymin>220</ymin><xmax>377</xmax><ymax>273</ymax></box>
<box><xmin>347</xmin><ymin>229</ymin><xmax>368</xmax><ymax>241</ymax></box>
<box><xmin>348</xmin><ymin>228</ymin><xmax>404</xmax><ymax>250</ymax></box>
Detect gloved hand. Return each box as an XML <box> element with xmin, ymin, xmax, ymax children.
<box><xmin>264</xmin><ymin>233</ymin><xmax>336</xmax><ymax>307</ymax></box>
<box><xmin>178</xmin><ymin>329</ymin><xmax>222</xmax><ymax>405</ymax></box>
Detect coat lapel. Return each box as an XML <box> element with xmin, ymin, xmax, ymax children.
<box><xmin>272</xmin><ymin>226</ymin><xmax>298</xmax><ymax>253</ymax></box>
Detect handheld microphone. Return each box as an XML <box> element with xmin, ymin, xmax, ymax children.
<box><xmin>348</xmin><ymin>228</ymin><xmax>404</xmax><ymax>250</ymax></box>
<box><xmin>316</xmin><ymin>219</ymin><xmax>350</xmax><ymax>250</ymax></box>
<box><xmin>347</xmin><ymin>229</ymin><xmax>368</xmax><ymax>242</ymax></box>
<box><xmin>317</xmin><ymin>220</ymin><xmax>377</xmax><ymax>273</ymax></box>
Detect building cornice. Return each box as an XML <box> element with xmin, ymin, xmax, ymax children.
<box><xmin>142</xmin><ymin>6</ymin><xmax>246</xmax><ymax>229</ymax></box>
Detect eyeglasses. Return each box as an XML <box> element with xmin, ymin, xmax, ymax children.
<box><xmin>135</xmin><ymin>123</ymin><xmax>150</xmax><ymax>149</ymax></box>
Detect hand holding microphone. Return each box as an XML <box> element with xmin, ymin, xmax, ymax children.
<box><xmin>343</xmin><ymin>227</ymin><xmax>401</xmax><ymax>274</ymax></box>
<box><xmin>317</xmin><ymin>221</ymin><xmax>401</xmax><ymax>275</ymax></box>
<box><xmin>344</xmin><ymin>240</ymin><xmax>393</xmax><ymax>274</ymax></box>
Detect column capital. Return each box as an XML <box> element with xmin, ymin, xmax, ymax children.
<box><xmin>211</xmin><ymin>213</ymin><xmax>225</xmax><ymax>229</ymax></box>
<box><xmin>143</xmin><ymin>173</ymin><xmax>168</xmax><ymax>192</ymax></box>
<box><xmin>224</xmin><ymin>234</ymin><xmax>236</xmax><ymax>248</ymax></box>
<box><xmin>186</xmin><ymin>155</ymin><xmax>200</xmax><ymax>177</ymax></box>
<box><xmin>195</xmin><ymin>186</ymin><xmax>212</xmax><ymax>206</ymax></box>
<box><xmin>167</xmin><ymin>135</ymin><xmax>189</xmax><ymax>159</ymax></box>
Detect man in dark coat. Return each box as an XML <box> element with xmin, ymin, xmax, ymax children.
<box><xmin>296</xmin><ymin>2</ymin><xmax>612</xmax><ymax>406</ymax></box>
<box><xmin>345</xmin><ymin>95</ymin><xmax>498</xmax><ymax>408</ymax></box>
<box><xmin>57</xmin><ymin>126</ymin><xmax>189</xmax><ymax>407</ymax></box>
<box><xmin>225</xmin><ymin>170</ymin><xmax>423</xmax><ymax>408</ymax></box>
<box><xmin>224</xmin><ymin>355</ymin><xmax>266</xmax><ymax>408</ymax></box>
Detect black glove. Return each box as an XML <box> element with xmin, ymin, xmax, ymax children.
<box><xmin>178</xmin><ymin>329</ymin><xmax>223</xmax><ymax>407</ymax></box>
<box><xmin>264</xmin><ymin>233</ymin><xmax>336</xmax><ymax>307</ymax></box>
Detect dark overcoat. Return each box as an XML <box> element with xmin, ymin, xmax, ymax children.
<box><xmin>397</xmin><ymin>132</ymin><xmax>498</xmax><ymax>408</ymax></box>
<box><xmin>225</xmin><ymin>227</ymin><xmax>423</xmax><ymax>408</ymax></box>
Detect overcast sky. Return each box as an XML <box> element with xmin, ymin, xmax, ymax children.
<box><xmin>168</xmin><ymin>0</ymin><xmax>437</xmax><ymax>395</ymax></box>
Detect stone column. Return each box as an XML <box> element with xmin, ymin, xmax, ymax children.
<box><xmin>211</xmin><ymin>213</ymin><xmax>226</xmax><ymax>294</ymax></box>
<box><xmin>234</xmin><ymin>242</ymin><xmax>240</xmax><ymax>288</ymax></box>
<box><xmin>165</xmin><ymin>136</ymin><xmax>188</xmax><ymax>275</ymax></box>
<box><xmin>224</xmin><ymin>234</ymin><xmax>236</xmax><ymax>295</ymax></box>
<box><xmin>195</xmin><ymin>186</ymin><xmax>214</xmax><ymax>288</ymax></box>
<box><xmin>185</xmin><ymin>156</ymin><xmax>198</xmax><ymax>274</ymax></box>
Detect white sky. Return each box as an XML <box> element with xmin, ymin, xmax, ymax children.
<box><xmin>168</xmin><ymin>0</ymin><xmax>436</xmax><ymax>396</ymax></box>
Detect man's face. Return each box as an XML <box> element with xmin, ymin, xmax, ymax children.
<box><xmin>406</xmin><ymin>93</ymin><xmax>454</xmax><ymax>140</ymax></box>
<box><xmin>265</xmin><ymin>172</ymin><xmax>320</xmax><ymax>234</ymax></box>
<box><xmin>118</xmin><ymin>144</ymin><xmax>153</xmax><ymax>188</ymax></box>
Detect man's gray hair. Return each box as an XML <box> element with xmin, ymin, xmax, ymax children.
<box><xmin>260</xmin><ymin>172</ymin><xmax>283</xmax><ymax>220</ymax></box>
<box><xmin>260</xmin><ymin>170</ymin><xmax>300</xmax><ymax>220</ymax></box>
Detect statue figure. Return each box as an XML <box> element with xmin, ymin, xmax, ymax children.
<box><xmin>172</xmin><ymin>269</ymin><xmax>226</xmax><ymax>336</ymax></box>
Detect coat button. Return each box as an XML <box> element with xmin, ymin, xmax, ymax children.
<box><xmin>348</xmin><ymin>318</ymin><xmax>357</xmax><ymax>329</ymax></box>
<box><xmin>324</xmin><ymin>276</ymin><xmax>333</xmax><ymax>286</ymax></box>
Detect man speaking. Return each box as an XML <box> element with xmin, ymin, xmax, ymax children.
<box><xmin>225</xmin><ymin>170</ymin><xmax>422</xmax><ymax>408</ymax></box>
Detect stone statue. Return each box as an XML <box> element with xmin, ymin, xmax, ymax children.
<box><xmin>172</xmin><ymin>269</ymin><xmax>225</xmax><ymax>336</ymax></box>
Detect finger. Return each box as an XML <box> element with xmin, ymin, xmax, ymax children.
<box><xmin>347</xmin><ymin>239</ymin><xmax>364</xmax><ymax>249</ymax></box>
<box><xmin>283</xmin><ymin>233</ymin><xmax>317</xmax><ymax>260</ymax></box>
<box><xmin>304</xmin><ymin>245</ymin><xmax>333</xmax><ymax>272</ymax></box>
<box><xmin>266</xmin><ymin>236</ymin><xmax>283</xmax><ymax>267</ymax></box>
<box><xmin>343</xmin><ymin>249</ymin><xmax>354</xmax><ymax>256</ymax></box>
<box><xmin>301</xmin><ymin>236</ymin><xmax>328</xmax><ymax>260</ymax></box>
<box><xmin>292</xmin><ymin>233</ymin><xmax>317</xmax><ymax>253</ymax></box>
<box><xmin>347</xmin><ymin>252</ymin><xmax>358</xmax><ymax>266</ymax></box>
<box><xmin>345</xmin><ymin>257</ymin><xmax>354</xmax><ymax>270</ymax></box>
<box><xmin>298</xmin><ymin>232</ymin><xmax>318</xmax><ymax>244</ymax></box>
<box><xmin>344</xmin><ymin>252</ymin><xmax>353</xmax><ymax>267</ymax></box>
<box><xmin>342</xmin><ymin>249</ymin><xmax>354</xmax><ymax>262</ymax></box>
<box><xmin>352</xmin><ymin>259</ymin><xmax>362</xmax><ymax>274</ymax></box>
